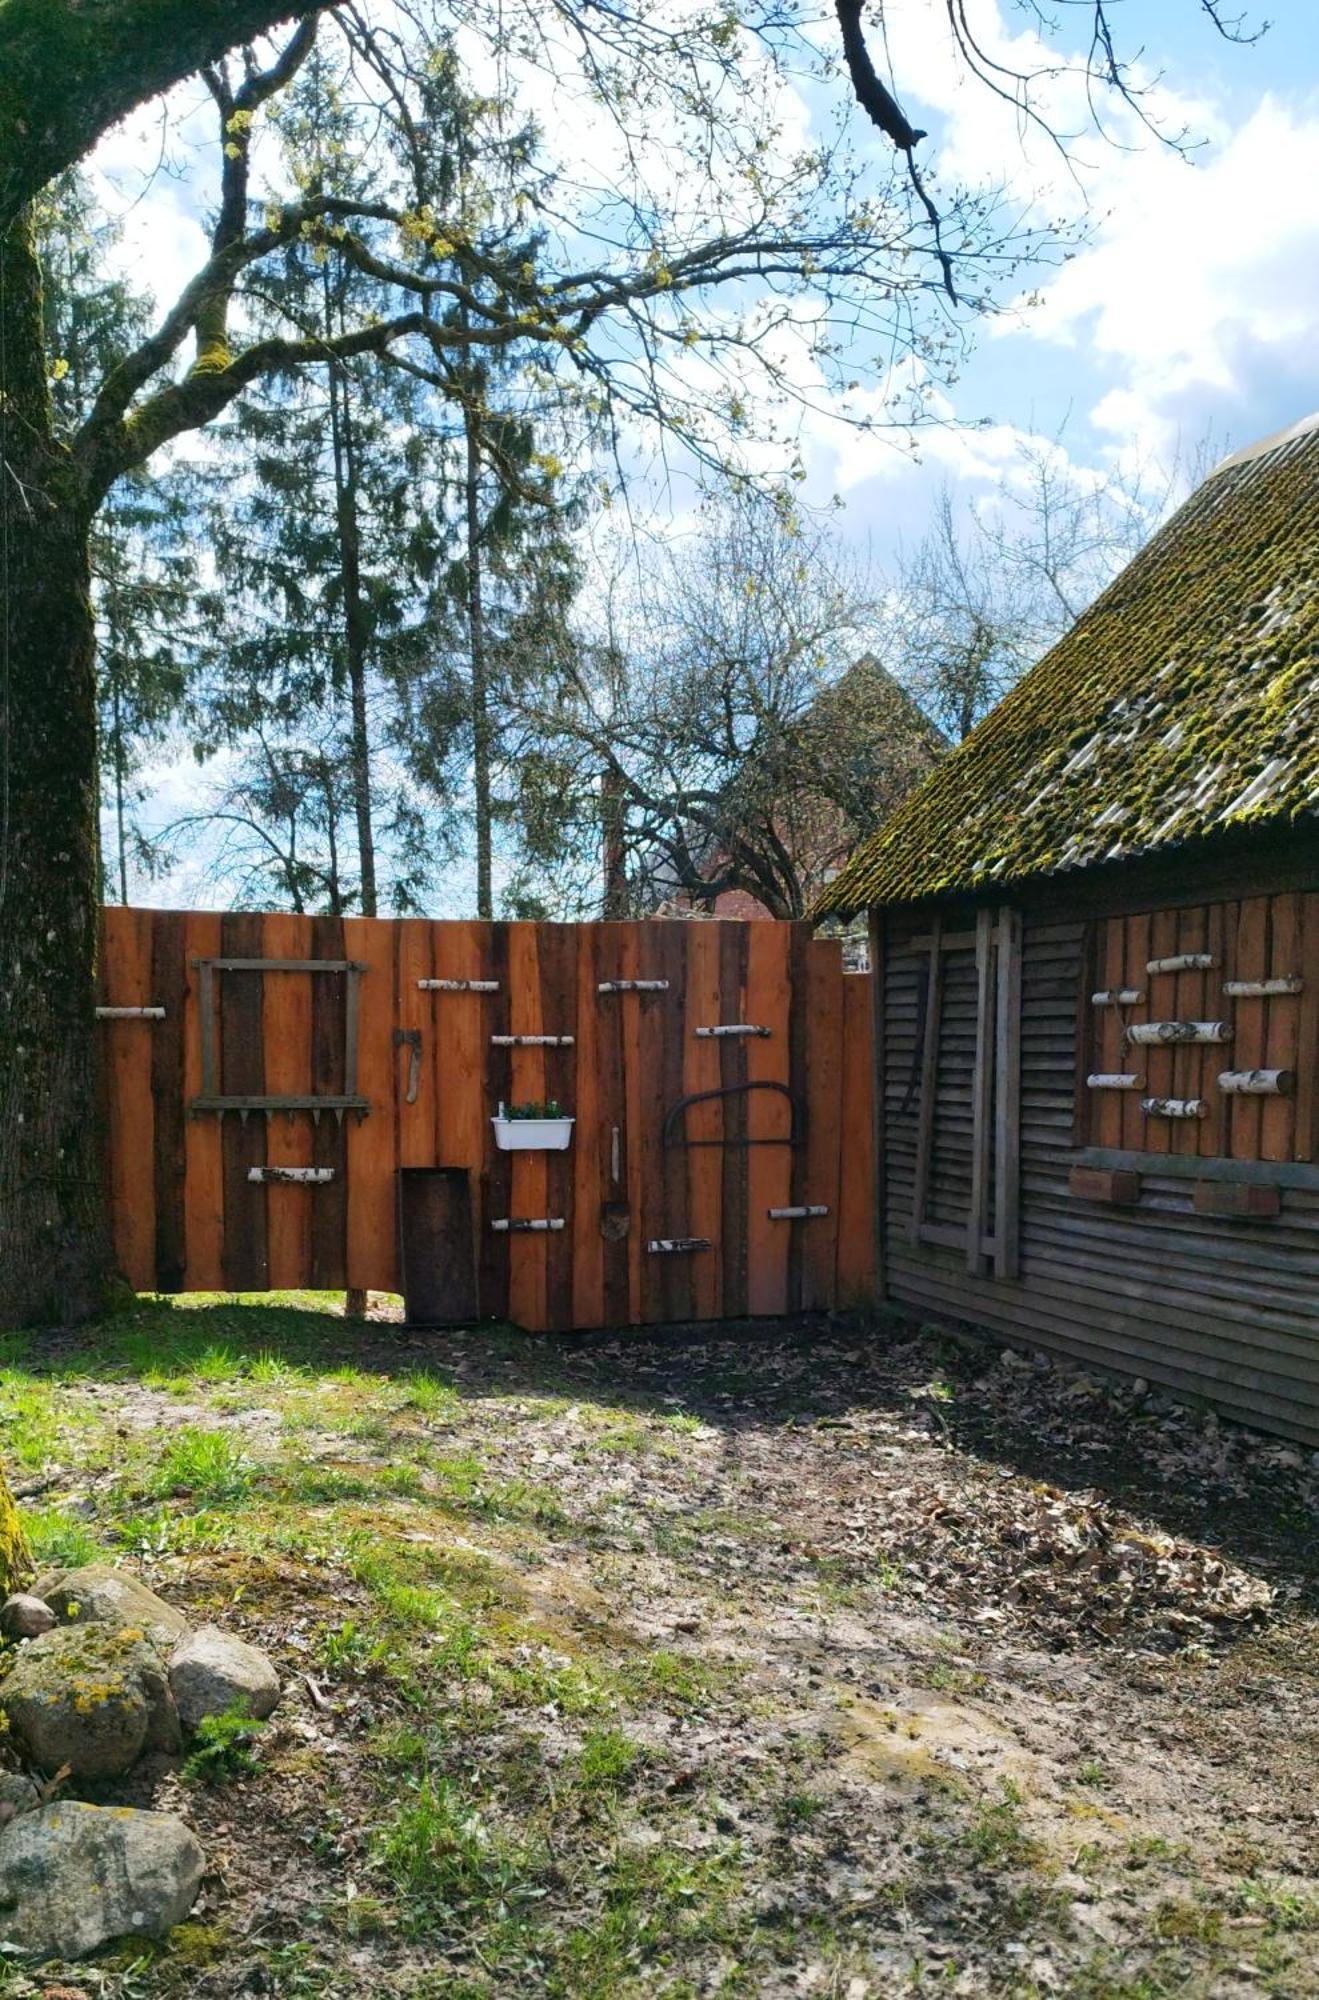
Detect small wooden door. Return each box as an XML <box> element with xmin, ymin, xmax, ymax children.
<box><xmin>909</xmin><ymin>908</ymin><xmax>1021</xmax><ymax>1278</ymax></box>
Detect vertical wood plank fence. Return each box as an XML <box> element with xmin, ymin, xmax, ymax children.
<box><xmin>97</xmin><ymin>912</ymin><xmax>875</xmax><ymax>1330</ymax></box>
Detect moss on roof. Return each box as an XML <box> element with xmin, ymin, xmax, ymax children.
<box><xmin>814</xmin><ymin>417</ymin><xmax>1319</xmax><ymax>918</ymax></box>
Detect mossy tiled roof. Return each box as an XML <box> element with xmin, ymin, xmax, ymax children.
<box><xmin>814</xmin><ymin>414</ymin><xmax>1319</xmax><ymax>918</ymax></box>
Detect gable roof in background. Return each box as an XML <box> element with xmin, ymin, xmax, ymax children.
<box><xmin>814</xmin><ymin>413</ymin><xmax>1319</xmax><ymax>919</ymax></box>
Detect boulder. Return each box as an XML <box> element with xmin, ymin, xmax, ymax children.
<box><xmin>169</xmin><ymin>1624</ymin><xmax>280</xmax><ymax>1729</ymax></box>
<box><xmin>0</xmin><ymin>1595</ymin><xmax>56</xmax><ymax>1640</ymax></box>
<box><xmin>0</xmin><ymin>1624</ymin><xmax>181</xmax><ymax>1779</ymax></box>
<box><xmin>0</xmin><ymin>1771</ymin><xmax>41</xmax><ymax>1826</ymax></box>
<box><xmin>33</xmin><ymin>1565</ymin><xmax>189</xmax><ymax>1653</ymax></box>
<box><xmin>0</xmin><ymin>1802</ymin><xmax>203</xmax><ymax>1962</ymax></box>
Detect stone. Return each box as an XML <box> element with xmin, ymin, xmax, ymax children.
<box><xmin>0</xmin><ymin>1594</ymin><xmax>55</xmax><ymax>1640</ymax></box>
<box><xmin>33</xmin><ymin>1565</ymin><xmax>189</xmax><ymax>1652</ymax></box>
<box><xmin>168</xmin><ymin>1625</ymin><xmax>280</xmax><ymax>1729</ymax></box>
<box><xmin>0</xmin><ymin>1624</ymin><xmax>181</xmax><ymax>1780</ymax></box>
<box><xmin>0</xmin><ymin>1771</ymin><xmax>41</xmax><ymax>1826</ymax></box>
<box><xmin>0</xmin><ymin>1802</ymin><xmax>203</xmax><ymax>1962</ymax></box>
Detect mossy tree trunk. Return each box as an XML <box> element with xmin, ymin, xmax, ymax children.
<box><xmin>0</xmin><ymin>210</ymin><xmax>109</xmax><ymax>1325</ymax></box>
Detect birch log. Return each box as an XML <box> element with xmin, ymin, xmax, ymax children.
<box><xmin>1128</xmin><ymin>1020</ymin><xmax>1232</xmax><ymax>1045</ymax></box>
<box><xmin>1217</xmin><ymin>1069</ymin><xmax>1295</xmax><ymax>1096</ymax></box>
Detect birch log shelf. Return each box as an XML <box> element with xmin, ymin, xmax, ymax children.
<box><xmin>490</xmin><ymin>1218</ymin><xmax>566</xmax><ymax>1233</ymax></box>
<box><xmin>768</xmin><ymin>1205</ymin><xmax>829</xmax><ymax>1219</ymax></box>
<box><xmin>417</xmin><ymin>978</ymin><xmax>500</xmax><ymax>991</ymax></box>
<box><xmin>1142</xmin><ymin>1096</ymin><xmax>1209</xmax><ymax>1119</ymax></box>
<box><xmin>1091</xmin><ymin>989</ymin><xmax>1143</xmax><ymax>1006</ymax></box>
<box><xmin>1086</xmin><ymin>1073</ymin><xmax>1144</xmax><ymax>1089</ymax></box>
<box><xmin>597</xmin><ymin>980</ymin><xmax>670</xmax><ymax>993</ymax></box>
<box><xmin>1222</xmin><ymin>976</ymin><xmax>1304</xmax><ymax>998</ymax></box>
<box><xmin>1127</xmin><ymin>1020</ymin><xmax>1232</xmax><ymax>1045</ymax></box>
<box><xmin>246</xmin><ymin>1166</ymin><xmax>335</xmax><ymax>1184</ymax></box>
<box><xmin>491</xmin><ymin>1034</ymin><xmax>575</xmax><ymax>1047</ymax></box>
<box><xmin>1217</xmin><ymin>1069</ymin><xmax>1296</xmax><ymax>1095</ymax></box>
<box><xmin>694</xmin><ymin>1023</ymin><xmax>771</xmax><ymax>1038</ymax></box>
<box><xmin>1146</xmin><ymin>953</ymin><xmax>1219</xmax><ymax>974</ymax></box>
<box><xmin>96</xmin><ymin>1005</ymin><xmax>166</xmax><ymax>1019</ymax></box>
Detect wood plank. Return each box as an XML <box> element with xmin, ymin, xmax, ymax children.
<box><xmin>1261</xmin><ymin>892</ymin><xmax>1301</xmax><ymax>1163</ymax></box>
<box><xmin>506</xmin><ymin>922</ymin><xmax>547</xmax><ymax>1331</ymax></box>
<box><xmin>344</xmin><ymin>916</ymin><xmax>398</xmax><ymax>1296</ymax></box>
<box><xmin>396</xmin><ymin>920</ymin><xmax>438</xmax><ymax>1171</ymax></box>
<box><xmin>594</xmin><ymin>923</ymin><xmax>632</xmax><ymax>1328</ymax></box>
<box><xmin>621</xmin><ymin>923</ymin><xmax>646</xmax><ymax>1325</ymax></box>
<box><xmin>477</xmin><ymin>924</ymin><xmax>512</xmax><ymax>1321</ymax></box>
<box><xmin>868</xmin><ymin>910</ymin><xmax>887</xmax><ymax>1303</ymax></box>
<box><xmin>836</xmin><ymin>969</ymin><xmax>876</xmax><ymax>1303</ymax></box>
<box><xmin>746</xmin><ymin>921</ymin><xmax>792</xmax><ymax>1317</ymax></box>
<box><xmin>182</xmin><ymin>912</ymin><xmax>224</xmax><ymax>1290</ymax></box>
<box><xmin>1193</xmin><ymin>1180</ymin><xmax>1281</xmax><ymax>1220</ymax></box>
<box><xmin>1172</xmin><ymin>904</ymin><xmax>1209</xmax><ymax>1160</ymax></box>
<box><xmin>910</xmin><ymin>919</ymin><xmax>943</xmax><ymax>1241</ymax></box>
<box><xmin>1201</xmin><ymin>902</ymin><xmax>1229</xmax><ymax>1159</ymax></box>
<box><xmin>684</xmin><ymin>922</ymin><xmax>725</xmax><ymax>1323</ymax></box>
<box><xmin>571</xmin><ymin>923</ymin><xmax>605</xmax><ymax>1330</ymax></box>
<box><xmin>967</xmin><ymin>908</ymin><xmax>995</xmax><ymax>1275</ymax></box>
<box><xmin>1120</xmin><ymin>911</ymin><xmax>1150</xmax><ymax>1152</ymax></box>
<box><xmin>1093</xmin><ymin>918</ymin><xmax>1125</xmax><ymax>1149</ymax></box>
<box><xmin>993</xmin><ymin>907</ymin><xmax>1023</xmax><ymax>1280</ymax></box>
<box><xmin>102</xmin><ymin>907</ymin><xmax>156</xmax><ymax>1291</ymax></box>
<box><xmin>802</xmin><ymin>937</ymin><xmax>843</xmax><ymax>1311</ymax></box>
<box><xmin>261</xmin><ymin>913</ymin><xmax>313</xmax><ymax>1292</ymax></box>
<box><xmin>633</xmin><ymin>922</ymin><xmax>672</xmax><ymax>1325</ymax></box>
<box><xmin>785</xmin><ymin>923</ymin><xmax>811</xmax><ymax>1313</ymax></box>
<box><xmin>220</xmin><ymin>913</ymin><xmax>268</xmax><ymax>1291</ymax></box>
<box><xmin>718</xmin><ymin>923</ymin><xmax>750</xmax><ymax>1319</ymax></box>
<box><xmin>1296</xmin><ymin>891</ymin><xmax>1319</xmax><ymax>1164</ymax></box>
<box><xmin>150</xmin><ymin>911</ymin><xmax>188</xmax><ymax>1293</ymax></box>
<box><xmin>308</xmin><ymin>915</ymin><xmax>348</xmax><ymax>1290</ymax></box>
<box><xmin>1229</xmin><ymin>896</ymin><xmax>1267</xmax><ymax>1161</ymax></box>
<box><xmin>1143</xmin><ymin>908</ymin><xmax>1178</xmax><ymax>1154</ymax></box>
<box><xmin>1068</xmin><ymin>1165</ymin><xmax>1141</xmax><ymax>1205</ymax></box>
<box><xmin>540</xmin><ymin>924</ymin><xmax>579</xmax><ymax>1332</ymax></box>
<box><xmin>656</xmin><ymin>923</ymin><xmax>693</xmax><ymax>1325</ymax></box>
<box><xmin>400</xmin><ymin>1169</ymin><xmax>477</xmax><ymax>1321</ymax></box>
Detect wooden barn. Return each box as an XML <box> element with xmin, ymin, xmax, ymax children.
<box><xmin>814</xmin><ymin>413</ymin><xmax>1319</xmax><ymax>1446</ymax></box>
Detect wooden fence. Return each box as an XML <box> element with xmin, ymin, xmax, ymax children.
<box><xmin>97</xmin><ymin>910</ymin><xmax>875</xmax><ymax>1330</ymax></box>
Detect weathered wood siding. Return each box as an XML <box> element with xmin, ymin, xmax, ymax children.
<box><xmin>881</xmin><ymin>905</ymin><xmax>1319</xmax><ymax>1447</ymax></box>
<box><xmin>97</xmin><ymin>911</ymin><xmax>874</xmax><ymax>1329</ymax></box>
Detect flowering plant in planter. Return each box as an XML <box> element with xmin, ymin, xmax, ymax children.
<box><xmin>491</xmin><ymin>1100</ymin><xmax>575</xmax><ymax>1151</ymax></box>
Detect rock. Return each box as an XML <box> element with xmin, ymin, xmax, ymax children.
<box><xmin>0</xmin><ymin>1802</ymin><xmax>203</xmax><ymax>1962</ymax></box>
<box><xmin>169</xmin><ymin>1624</ymin><xmax>280</xmax><ymax>1729</ymax></box>
<box><xmin>33</xmin><ymin>1565</ymin><xmax>189</xmax><ymax>1652</ymax></box>
<box><xmin>0</xmin><ymin>1594</ymin><xmax>56</xmax><ymax>1640</ymax></box>
<box><xmin>0</xmin><ymin>1771</ymin><xmax>41</xmax><ymax>1825</ymax></box>
<box><xmin>0</xmin><ymin>1624</ymin><xmax>181</xmax><ymax>1779</ymax></box>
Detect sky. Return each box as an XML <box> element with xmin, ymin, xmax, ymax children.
<box><xmin>84</xmin><ymin>0</ymin><xmax>1319</xmax><ymax>910</ymax></box>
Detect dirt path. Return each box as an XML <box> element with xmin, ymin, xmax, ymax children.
<box><xmin>2</xmin><ymin>1301</ymin><xmax>1315</xmax><ymax>1997</ymax></box>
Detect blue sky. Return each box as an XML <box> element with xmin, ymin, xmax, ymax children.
<box><xmin>86</xmin><ymin>0</ymin><xmax>1319</xmax><ymax>909</ymax></box>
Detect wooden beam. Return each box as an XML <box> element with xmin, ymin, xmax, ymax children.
<box><xmin>1068</xmin><ymin>1165</ymin><xmax>1141</xmax><ymax>1205</ymax></box>
<box><xmin>993</xmin><ymin>907</ymin><xmax>1022</xmax><ymax>1280</ymax></box>
<box><xmin>967</xmin><ymin>907</ymin><xmax>995</xmax><ymax>1275</ymax></box>
<box><xmin>1191</xmin><ymin>1180</ymin><xmax>1281</xmax><ymax>1220</ymax></box>
<box><xmin>868</xmin><ymin>907</ymin><xmax>887</xmax><ymax>1303</ymax></box>
<box><xmin>909</xmin><ymin>916</ymin><xmax>943</xmax><ymax>1246</ymax></box>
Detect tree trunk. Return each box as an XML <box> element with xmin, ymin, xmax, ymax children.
<box><xmin>0</xmin><ymin>210</ymin><xmax>110</xmax><ymax>1326</ymax></box>
<box><xmin>1</xmin><ymin>1462</ymin><xmax>33</xmax><ymax>1597</ymax></box>
<box><xmin>325</xmin><ymin>324</ymin><xmax>376</xmax><ymax>920</ymax></box>
<box><xmin>465</xmin><ymin>408</ymin><xmax>493</xmax><ymax>922</ymax></box>
<box><xmin>601</xmin><ymin>765</ymin><xmax>629</xmax><ymax>917</ymax></box>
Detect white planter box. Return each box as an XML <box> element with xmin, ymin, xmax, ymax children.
<box><xmin>491</xmin><ymin>1115</ymin><xmax>575</xmax><ymax>1152</ymax></box>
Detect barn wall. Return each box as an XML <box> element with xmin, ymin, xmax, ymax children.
<box><xmin>879</xmin><ymin>901</ymin><xmax>1319</xmax><ymax>1447</ymax></box>
<box><xmin>97</xmin><ymin>911</ymin><xmax>874</xmax><ymax>1329</ymax></box>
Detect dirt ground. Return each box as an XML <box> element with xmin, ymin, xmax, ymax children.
<box><xmin>1</xmin><ymin>1297</ymin><xmax>1316</xmax><ymax>1998</ymax></box>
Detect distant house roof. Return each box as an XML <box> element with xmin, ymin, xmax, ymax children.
<box><xmin>814</xmin><ymin>414</ymin><xmax>1319</xmax><ymax>919</ymax></box>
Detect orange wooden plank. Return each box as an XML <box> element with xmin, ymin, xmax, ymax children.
<box><xmin>1095</xmin><ymin>917</ymin><xmax>1126</xmax><ymax>1149</ymax></box>
<box><xmin>1296</xmin><ymin>892</ymin><xmax>1319</xmax><ymax>1163</ymax></box>
<box><xmin>1142</xmin><ymin>908</ymin><xmax>1178</xmax><ymax>1154</ymax></box>
<box><xmin>101</xmin><ymin>906</ymin><xmax>156</xmax><ymax>1290</ymax></box>
<box><xmin>1261</xmin><ymin>892</ymin><xmax>1301</xmax><ymax>1163</ymax></box>
<box><xmin>836</xmin><ymin>971</ymin><xmax>876</xmax><ymax>1304</ymax></box>
<box><xmin>571</xmin><ymin>924</ymin><xmax>605</xmax><ymax>1329</ymax></box>
<box><xmin>802</xmin><ymin>938</ymin><xmax>844</xmax><ymax>1312</ymax></box>
<box><xmin>396</xmin><ymin>920</ymin><xmax>438</xmax><ymax>1170</ymax></box>
<box><xmin>434</xmin><ymin>921</ymin><xmax>487</xmax><ymax>1176</ymax></box>
<box><xmin>344</xmin><ymin>916</ymin><xmax>399</xmax><ymax>1295</ymax></box>
<box><xmin>1171</xmin><ymin>904</ymin><xmax>1208</xmax><ymax>1159</ymax></box>
<box><xmin>1119</xmin><ymin>911</ymin><xmax>1150</xmax><ymax>1153</ymax></box>
<box><xmin>182</xmin><ymin>912</ymin><xmax>224</xmax><ymax>1290</ymax></box>
<box><xmin>745</xmin><ymin>922</ymin><xmax>792</xmax><ymax>1317</ymax></box>
<box><xmin>261</xmin><ymin>913</ymin><xmax>314</xmax><ymax>1291</ymax></box>
<box><xmin>683</xmin><ymin>922</ymin><xmax>725</xmax><ymax>1324</ymax></box>
<box><xmin>506</xmin><ymin>923</ymin><xmax>548</xmax><ymax>1332</ymax></box>
<box><xmin>620</xmin><ymin>925</ymin><xmax>645</xmax><ymax>1325</ymax></box>
<box><xmin>1229</xmin><ymin>896</ymin><xmax>1267</xmax><ymax>1160</ymax></box>
<box><xmin>1201</xmin><ymin>901</ymin><xmax>1229</xmax><ymax>1158</ymax></box>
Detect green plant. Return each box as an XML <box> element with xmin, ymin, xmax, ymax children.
<box><xmin>183</xmin><ymin>1706</ymin><xmax>267</xmax><ymax>1784</ymax></box>
<box><xmin>150</xmin><ymin>1427</ymin><xmax>254</xmax><ymax>1502</ymax></box>
<box><xmin>502</xmin><ymin>1099</ymin><xmax>567</xmax><ymax>1120</ymax></box>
